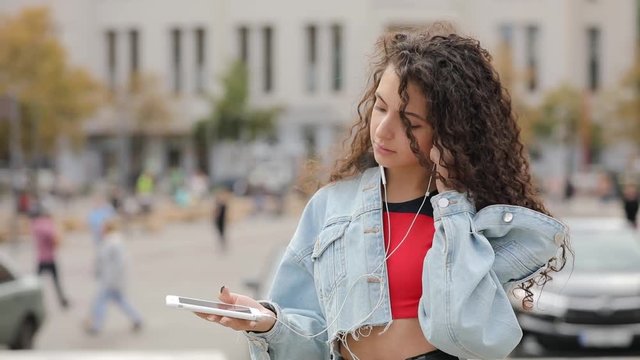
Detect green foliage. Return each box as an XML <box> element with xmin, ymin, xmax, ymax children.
<box><xmin>196</xmin><ymin>61</ymin><xmax>279</xmax><ymax>142</ymax></box>
<box><xmin>535</xmin><ymin>85</ymin><xmax>583</xmax><ymax>142</ymax></box>
<box><xmin>0</xmin><ymin>6</ymin><xmax>104</xmax><ymax>157</ymax></box>
<box><xmin>615</xmin><ymin>52</ymin><xmax>640</xmax><ymax>144</ymax></box>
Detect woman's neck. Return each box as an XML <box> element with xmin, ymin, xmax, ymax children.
<box><xmin>382</xmin><ymin>166</ymin><xmax>433</xmax><ymax>203</ymax></box>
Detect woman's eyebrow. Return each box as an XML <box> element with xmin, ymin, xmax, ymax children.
<box><xmin>374</xmin><ymin>92</ymin><xmax>387</xmax><ymax>105</ymax></box>
<box><xmin>403</xmin><ymin>111</ymin><xmax>427</xmax><ymax>122</ymax></box>
<box><xmin>376</xmin><ymin>91</ymin><xmax>427</xmax><ymax>121</ymax></box>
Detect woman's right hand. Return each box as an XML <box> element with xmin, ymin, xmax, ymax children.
<box><xmin>193</xmin><ymin>286</ymin><xmax>277</xmax><ymax>333</ymax></box>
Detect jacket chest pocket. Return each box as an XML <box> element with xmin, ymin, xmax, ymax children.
<box><xmin>311</xmin><ymin>220</ymin><xmax>349</xmax><ymax>301</ymax></box>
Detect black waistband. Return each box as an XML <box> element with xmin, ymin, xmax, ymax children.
<box><xmin>405</xmin><ymin>349</ymin><xmax>458</xmax><ymax>360</ymax></box>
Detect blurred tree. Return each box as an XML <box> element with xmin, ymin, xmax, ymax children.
<box><xmin>493</xmin><ymin>38</ymin><xmax>539</xmax><ymax>147</ymax></box>
<box><xmin>0</xmin><ymin>7</ymin><xmax>103</xmax><ymax>161</ymax></box>
<box><xmin>614</xmin><ymin>56</ymin><xmax>640</xmax><ymax>144</ymax></box>
<box><xmin>194</xmin><ymin>61</ymin><xmax>281</xmax><ymax>173</ymax></box>
<box><xmin>535</xmin><ymin>86</ymin><xmax>582</xmax><ymax>142</ymax></box>
<box><xmin>116</xmin><ymin>74</ymin><xmax>172</xmax><ymax>134</ymax></box>
<box><xmin>535</xmin><ymin>85</ymin><xmax>603</xmax><ymax>165</ymax></box>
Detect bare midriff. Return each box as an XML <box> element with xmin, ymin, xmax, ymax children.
<box><xmin>339</xmin><ymin>318</ymin><xmax>437</xmax><ymax>360</ymax></box>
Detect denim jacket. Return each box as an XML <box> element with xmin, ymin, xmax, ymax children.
<box><xmin>245</xmin><ymin>167</ymin><xmax>568</xmax><ymax>359</ymax></box>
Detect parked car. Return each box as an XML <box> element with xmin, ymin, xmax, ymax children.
<box><xmin>511</xmin><ymin>217</ymin><xmax>640</xmax><ymax>351</ymax></box>
<box><xmin>0</xmin><ymin>255</ymin><xmax>46</xmax><ymax>349</ymax></box>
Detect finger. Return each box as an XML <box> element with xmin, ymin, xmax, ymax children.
<box><xmin>220</xmin><ymin>317</ymin><xmax>253</xmax><ymax>331</ymax></box>
<box><xmin>207</xmin><ymin>314</ymin><xmax>222</xmax><ymax>322</ymax></box>
<box><xmin>219</xmin><ymin>316</ymin><xmax>238</xmax><ymax>327</ymax></box>
<box><xmin>194</xmin><ymin>312</ymin><xmax>221</xmax><ymax>322</ymax></box>
<box><xmin>194</xmin><ymin>311</ymin><xmax>209</xmax><ymax>320</ymax></box>
<box><xmin>218</xmin><ymin>285</ymin><xmax>237</xmax><ymax>303</ymax></box>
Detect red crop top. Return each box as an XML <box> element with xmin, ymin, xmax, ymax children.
<box><xmin>383</xmin><ymin>193</ymin><xmax>436</xmax><ymax>319</ymax></box>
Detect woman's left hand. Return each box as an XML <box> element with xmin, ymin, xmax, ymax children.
<box><xmin>193</xmin><ymin>286</ymin><xmax>276</xmax><ymax>333</ymax></box>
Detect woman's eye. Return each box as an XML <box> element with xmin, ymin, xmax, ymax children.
<box><xmin>410</xmin><ymin>124</ymin><xmax>422</xmax><ymax>129</ymax></box>
<box><xmin>374</xmin><ymin>106</ymin><xmax>386</xmax><ymax>113</ymax></box>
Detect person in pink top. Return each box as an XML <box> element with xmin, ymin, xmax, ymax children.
<box><xmin>31</xmin><ymin>204</ymin><xmax>70</xmax><ymax>309</ymax></box>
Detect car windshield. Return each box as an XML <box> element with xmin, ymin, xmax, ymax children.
<box><xmin>571</xmin><ymin>228</ymin><xmax>640</xmax><ymax>273</ymax></box>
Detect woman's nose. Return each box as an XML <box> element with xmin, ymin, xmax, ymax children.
<box><xmin>375</xmin><ymin>114</ymin><xmax>396</xmax><ymax>140</ymax></box>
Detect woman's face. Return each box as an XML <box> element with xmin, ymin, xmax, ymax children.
<box><xmin>370</xmin><ymin>65</ymin><xmax>433</xmax><ymax>171</ymax></box>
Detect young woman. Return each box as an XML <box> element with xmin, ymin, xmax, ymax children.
<box><xmin>196</xmin><ymin>25</ymin><xmax>570</xmax><ymax>360</ymax></box>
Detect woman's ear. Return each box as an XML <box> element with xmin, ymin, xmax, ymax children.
<box><xmin>429</xmin><ymin>144</ymin><xmax>441</xmax><ymax>165</ymax></box>
<box><xmin>430</xmin><ymin>142</ymin><xmax>453</xmax><ymax>165</ymax></box>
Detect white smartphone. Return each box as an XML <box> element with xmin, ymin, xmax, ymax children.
<box><xmin>165</xmin><ymin>295</ymin><xmax>266</xmax><ymax>321</ymax></box>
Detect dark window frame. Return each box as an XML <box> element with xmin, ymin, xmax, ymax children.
<box><xmin>171</xmin><ymin>28</ymin><xmax>183</xmax><ymax>95</ymax></box>
<box><xmin>263</xmin><ymin>26</ymin><xmax>273</xmax><ymax>93</ymax></box>
<box><xmin>587</xmin><ymin>26</ymin><xmax>601</xmax><ymax>92</ymax></box>
<box><xmin>238</xmin><ymin>26</ymin><xmax>249</xmax><ymax>63</ymax></box>
<box><xmin>195</xmin><ymin>27</ymin><xmax>207</xmax><ymax>94</ymax></box>
<box><xmin>306</xmin><ymin>24</ymin><xmax>318</xmax><ymax>93</ymax></box>
<box><xmin>106</xmin><ymin>30</ymin><xmax>117</xmax><ymax>91</ymax></box>
<box><xmin>331</xmin><ymin>24</ymin><xmax>343</xmax><ymax>92</ymax></box>
<box><xmin>525</xmin><ymin>24</ymin><xmax>539</xmax><ymax>92</ymax></box>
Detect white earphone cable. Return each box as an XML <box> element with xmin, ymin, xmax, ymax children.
<box><xmin>256</xmin><ymin>164</ymin><xmax>436</xmax><ymax>345</ymax></box>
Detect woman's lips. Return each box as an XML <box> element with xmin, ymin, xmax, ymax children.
<box><xmin>374</xmin><ymin>142</ymin><xmax>395</xmax><ymax>155</ymax></box>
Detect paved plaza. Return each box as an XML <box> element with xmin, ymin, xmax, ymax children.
<box><xmin>0</xmin><ymin>201</ymin><xmax>301</xmax><ymax>359</ymax></box>
<box><xmin>0</xmin><ymin>194</ymin><xmax>633</xmax><ymax>359</ymax></box>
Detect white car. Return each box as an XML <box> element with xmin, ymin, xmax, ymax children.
<box><xmin>0</xmin><ymin>255</ymin><xmax>46</xmax><ymax>349</ymax></box>
<box><xmin>512</xmin><ymin>217</ymin><xmax>640</xmax><ymax>351</ymax></box>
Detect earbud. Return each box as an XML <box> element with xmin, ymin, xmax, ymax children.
<box><xmin>425</xmin><ymin>163</ymin><xmax>437</xmax><ymax>196</ymax></box>
<box><xmin>379</xmin><ymin>165</ymin><xmax>387</xmax><ymax>185</ymax></box>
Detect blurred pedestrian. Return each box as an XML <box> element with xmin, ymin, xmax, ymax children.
<box><xmin>87</xmin><ymin>195</ymin><xmax>116</xmax><ymax>247</ymax></box>
<box><xmin>622</xmin><ymin>182</ymin><xmax>639</xmax><ymax>228</ymax></box>
<box><xmin>189</xmin><ymin>169</ymin><xmax>209</xmax><ymax>203</ymax></box>
<box><xmin>85</xmin><ymin>217</ymin><xmax>143</xmax><ymax>335</ymax></box>
<box><xmin>136</xmin><ymin>170</ymin><xmax>155</xmax><ymax>215</ymax></box>
<box><xmin>31</xmin><ymin>204</ymin><xmax>70</xmax><ymax>309</ymax></box>
<box><xmin>17</xmin><ymin>189</ymin><xmax>32</xmax><ymax>215</ymax></box>
<box><xmin>563</xmin><ymin>178</ymin><xmax>575</xmax><ymax>200</ymax></box>
<box><xmin>212</xmin><ymin>187</ymin><xmax>230</xmax><ymax>252</ymax></box>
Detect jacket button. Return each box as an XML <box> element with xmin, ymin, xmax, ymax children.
<box><xmin>437</xmin><ymin>198</ymin><xmax>450</xmax><ymax>208</ymax></box>
<box><xmin>502</xmin><ymin>212</ymin><xmax>514</xmax><ymax>223</ymax></box>
<box><xmin>554</xmin><ymin>232</ymin><xmax>565</xmax><ymax>244</ymax></box>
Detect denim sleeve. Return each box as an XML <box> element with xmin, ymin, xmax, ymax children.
<box><xmin>244</xmin><ymin>195</ymin><xmax>329</xmax><ymax>360</ymax></box>
<box><xmin>419</xmin><ymin>191</ymin><xmax>522</xmax><ymax>360</ymax></box>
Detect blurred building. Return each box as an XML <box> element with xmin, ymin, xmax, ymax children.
<box><xmin>0</xmin><ymin>0</ymin><xmax>636</xmax><ymax>188</ymax></box>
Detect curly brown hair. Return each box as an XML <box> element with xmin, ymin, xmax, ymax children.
<box><xmin>330</xmin><ymin>24</ymin><xmax>570</xmax><ymax>309</ymax></box>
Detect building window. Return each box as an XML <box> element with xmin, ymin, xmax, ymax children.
<box><xmin>263</xmin><ymin>26</ymin><xmax>273</xmax><ymax>93</ymax></box>
<box><xmin>106</xmin><ymin>30</ymin><xmax>117</xmax><ymax>91</ymax></box>
<box><xmin>499</xmin><ymin>24</ymin><xmax>513</xmax><ymax>46</ymax></box>
<box><xmin>195</xmin><ymin>27</ymin><xmax>206</xmax><ymax>94</ymax></box>
<box><xmin>305</xmin><ymin>25</ymin><xmax>318</xmax><ymax>93</ymax></box>
<box><xmin>497</xmin><ymin>24</ymin><xmax>514</xmax><ymax>86</ymax></box>
<box><xmin>238</xmin><ymin>26</ymin><xmax>249</xmax><ymax>63</ymax></box>
<box><xmin>525</xmin><ymin>25</ymin><xmax>539</xmax><ymax>92</ymax></box>
<box><xmin>171</xmin><ymin>28</ymin><xmax>182</xmax><ymax>94</ymax></box>
<box><xmin>331</xmin><ymin>24</ymin><xmax>343</xmax><ymax>91</ymax></box>
<box><xmin>587</xmin><ymin>26</ymin><xmax>600</xmax><ymax>92</ymax></box>
<box><xmin>129</xmin><ymin>29</ymin><xmax>139</xmax><ymax>83</ymax></box>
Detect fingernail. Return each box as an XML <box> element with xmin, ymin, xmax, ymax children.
<box><xmin>220</xmin><ymin>285</ymin><xmax>226</xmax><ymax>294</ymax></box>
<box><xmin>207</xmin><ymin>315</ymin><xmax>216</xmax><ymax>321</ymax></box>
